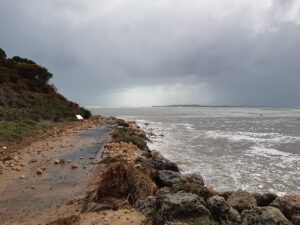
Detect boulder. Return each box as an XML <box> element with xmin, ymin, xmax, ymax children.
<box><xmin>136</xmin><ymin>154</ymin><xmax>179</xmax><ymax>172</ymax></box>
<box><xmin>137</xmin><ymin>191</ymin><xmax>210</xmax><ymax>225</ymax></box>
<box><xmin>271</xmin><ymin>193</ymin><xmax>300</xmax><ymax>220</ymax></box>
<box><xmin>207</xmin><ymin>195</ymin><xmax>241</xmax><ymax>224</ymax></box>
<box><xmin>227</xmin><ymin>190</ymin><xmax>257</xmax><ymax>213</ymax></box>
<box><xmin>254</xmin><ymin>192</ymin><xmax>278</xmax><ymax>207</ymax></box>
<box><xmin>228</xmin><ymin>207</ymin><xmax>242</xmax><ymax>224</ymax></box>
<box><xmin>207</xmin><ymin>196</ymin><xmax>230</xmax><ymax>221</ymax></box>
<box><xmin>241</xmin><ymin>206</ymin><xmax>292</xmax><ymax>225</ymax></box>
<box><xmin>291</xmin><ymin>214</ymin><xmax>300</xmax><ymax>225</ymax></box>
<box><xmin>154</xmin><ymin>170</ymin><xmax>184</xmax><ymax>188</ymax></box>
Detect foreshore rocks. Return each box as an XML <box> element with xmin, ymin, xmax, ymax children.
<box><xmin>137</xmin><ymin>191</ymin><xmax>210</xmax><ymax>225</ymax></box>
<box><xmin>84</xmin><ymin>118</ymin><xmax>300</xmax><ymax>225</ymax></box>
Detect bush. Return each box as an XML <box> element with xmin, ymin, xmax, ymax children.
<box><xmin>0</xmin><ymin>48</ymin><xmax>6</xmax><ymax>59</ymax></box>
<box><xmin>112</xmin><ymin>127</ymin><xmax>147</xmax><ymax>150</ymax></box>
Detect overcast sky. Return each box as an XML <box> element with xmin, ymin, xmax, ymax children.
<box><xmin>1</xmin><ymin>0</ymin><xmax>300</xmax><ymax>107</ymax></box>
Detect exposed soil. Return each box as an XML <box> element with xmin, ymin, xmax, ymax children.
<box><xmin>0</xmin><ymin>118</ymin><xmax>111</xmax><ymax>224</ymax></box>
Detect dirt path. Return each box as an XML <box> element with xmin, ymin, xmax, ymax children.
<box><xmin>0</xmin><ymin>125</ymin><xmax>111</xmax><ymax>225</ymax></box>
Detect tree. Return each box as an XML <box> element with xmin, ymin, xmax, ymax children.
<box><xmin>0</xmin><ymin>48</ymin><xmax>6</xmax><ymax>59</ymax></box>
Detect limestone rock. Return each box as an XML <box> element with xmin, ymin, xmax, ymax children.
<box><xmin>271</xmin><ymin>193</ymin><xmax>300</xmax><ymax>220</ymax></box>
<box><xmin>254</xmin><ymin>192</ymin><xmax>278</xmax><ymax>207</ymax></box>
<box><xmin>137</xmin><ymin>191</ymin><xmax>210</xmax><ymax>225</ymax></box>
<box><xmin>154</xmin><ymin>170</ymin><xmax>183</xmax><ymax>187</ymax></box>
<box><xmin>241</xmin><ymin>206</ymin><xmax>292</xmax><ymax>225</ymax></box>
<box><xmin>227</xmin><ymin>190</ymin><xmax>257</xmax><ymax>213</ymax></box>
<box><xmin>207</xmin><ymin>196</ymin><xmax>230</xmax><ymax>221</ymax></box>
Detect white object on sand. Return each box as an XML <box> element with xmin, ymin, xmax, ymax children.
<box><xmin>76</xmin><ymin>115</ymin><xmax>84</xmax><ymax>120</ymax></box>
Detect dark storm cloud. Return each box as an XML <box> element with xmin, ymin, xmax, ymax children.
<box><xmin>1</xmin><ymin>0</ymin><xmax>300</xmax><ymax>106</ymax></box>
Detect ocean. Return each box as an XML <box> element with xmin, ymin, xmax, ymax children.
<box><xmin>91</xmin><ymin>107</ymin><xmax>300</xmax><ymax>194</ymax></box>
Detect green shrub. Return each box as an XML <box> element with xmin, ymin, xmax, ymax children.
<box><xmin>112</xmin><ymin>128</ymin><xmax>147</xmax><ymax>150</ymax></box>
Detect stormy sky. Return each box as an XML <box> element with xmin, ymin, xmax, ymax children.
<box><xmin>1</xmin><ymin>0</ymin><xmax>300</xmax><ymax>107</ymax></box>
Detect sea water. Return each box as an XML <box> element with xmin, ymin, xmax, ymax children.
<box><xmin>91</xmin><ymin>107</ymin><xmax>300</xmax><ymax>194</ymax></box>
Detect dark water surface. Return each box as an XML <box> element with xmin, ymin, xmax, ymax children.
<box><xmin>92</xmin><ymin>107</ymin><xmax>300</xmax><ymax>194</ymax></box>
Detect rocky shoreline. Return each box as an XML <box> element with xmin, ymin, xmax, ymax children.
<box><xmin>66</xmin><ymin>118</ymin><xmax>300</xmax><ymax>225</ymax></box>
<box><xmin>6</xmin><ymin>116</ymin><xmax>297</xmax><ymax>225</ymax></box>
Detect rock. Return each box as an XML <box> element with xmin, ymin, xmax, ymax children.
<box><xmin>12</xmin><ymin>156</ymin><xmax>19</xmax><ymax>162</ymax></box>
<box><xmin>136</xmin><ymin>196</ymin><xmax>158</xmax><ymax>217</ymax></box>
<box><xmin>254</xmin><ymin>192</ymin><xmax>278</xmax><ymax>207</ymax></box>
<box><xmin>36</xmin><ymin>168</ymin><xmax>43</xmax><ymax>175</ymax></box>
<box><xmin>13</xmin><ymin>166</ymin><xmax>21</xmax><ymax>171</ymax></box>
<box><xmin>185</xmin><ymin>173</ymin><xmax>204</xmax><ymax>186</ymax></box>
<box><xmin>227</xmin><ymin>190</ymin><xmax>257</xmax><ymax>213</ymax></box>
<box><xmin>137</xmin><ymin>191</ymin><xmax>210</xmax><ymax>225</ymax></box>
<box><xmin>82</xmin><ymin>202</ymin><xmax>114</xmax><ymax>213</ymax></box>
<box><xmin>291</xmin><ymin>214</ymin><xmax>300</xmax><ymax>225</ymax></box>
<box><xmin>207</xmin><ymin>196</ymin><xmax>230</xmax><ymax>221</ymax></box>
<box><xmin>29</xmin><ymin>159</ymin><xmax>37</xmax><ymax>163</ymax></box>
<box><xmin>54</xmin><ymin>159</ymin><xmax>60</xmax><ymax>164</ymax></box>
<box><xmin>271</xmin><ymin>193</ymin><xmax>300</xmax><ymax>220</ymax></box>
<box><xmin>196</xmin><ymin>186</ymin><xmax>218</xmax><ymax>201</ymax></box>
<box><xmin>71</xmin><ymin>164</ymin><xmax>79</xmax><ymax>169</ymax></box>
<box><xmin>137</xmin><ymin>154</ymin><xmax>179</xmax><ymax>172</ymax></box>
<box><xmin>228</xmin><ymin>207</ymin><xmax>242</xmax><ymax>224</ymax></box>
<box><xmin>2</xmin><ymin>155</ymin><xmax>13</xmax><ymax>162</ymax></box>
<box><xmin>59</xmin><ymin>159</ymin><xmax>65</xmax><ymax>164</ymax></box>
<box><xmin>20</xmin><ymin>175</ymin><xmax>25</xmax><ymax>179</ymax></box>
<box><xmin>241</xmin><ymin>206</ymin><xmax>292</xmax><ymax>225</ymax></box>
<box><xmin>41</xmin><ymin>166</ymin><xmax>46</xmax><ymax>170</ymax></box>
<box><xmin>154</xmin><ymin>170</ymin><xmax>183</xmax><ymax>187</ymax></box>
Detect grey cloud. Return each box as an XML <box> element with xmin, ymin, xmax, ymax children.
<box><xmin>1</xmin><ymin>0</ymin><xmax>300</xmax><ymax>106</ymax></box>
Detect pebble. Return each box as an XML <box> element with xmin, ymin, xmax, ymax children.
<box><xmin>36</xmin><ymin>168</ymin><xmax>43</xmax><ymax>175</ymax></box>
<box><xmin>54</xmin><ymin>160</ymin><xmax>60</xmax><ymax>164</ymax></box>
<box><xmin>71</xmin><ymin>164</ymin><xmax>79</xmax><ymax>169</ymax></box>
<box><xmin>20</xmin><ymin>175</ymin><xmax>26</xmax><ymax>179</ymax></box>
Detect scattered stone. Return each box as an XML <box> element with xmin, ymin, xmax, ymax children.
<box><xmin>80</xmin><ymin>157</ymin><xmax>84</xmax><ymax>159</ymax></box>
<box><xmin>29</xmin><ymin>159</ymin><xmax>37</xmax><ymax>163</ymax></box>
<box><xmin>227</xmin><ymin>190</ymin><xmax>257</xmax><ymax>213</ymax></box>
<box><xmin>271</xmin><ymin>193</ymin><xmax>300</xmax><ymax>220</ymax></box>
<box><xmin>71</xmin><ymin>164</ymin><xmax>79</xmax><ymax>169</ymax></box>
<box><xmin>59</xmin><ymin>159</ymin><xmax>65</xmax><ymax>164</ymax></box>
<box><xmin>67</xmin><ymin>160</ymin><xmax>71</xmax><ymax>163</ymax></box>
<box><xmin>54</xmin><ymin>160</ymin><xmax>60</xmax><ymax>164</ymax></box>
<box><xmin>31</xmin><ymin>186</ymin><xmax>35</xmax><ymax>189</ymax></box>
<box><xmin>241</xmin><ymin>206</ymin><xmax>292</xmax><ymax>225</ymax></box>
<box><xmin>36</xmin><ymin>168</ymin><xmax>43</xmax><ymax>175</ymax></box>
<box><xmin>41</xmin><ymin>166</ymin><xmax>46</xmax><ymax>170</ymax></box>
<box><xmin>13</xmin><ymin>166</ymin><xmax>21</xmax><ymax>171</ymax></box>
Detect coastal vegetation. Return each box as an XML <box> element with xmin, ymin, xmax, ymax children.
<box><xmin>0</xmin><ymin>48</ymin><xmax>91</xmax><ymax>143</ymax></box>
